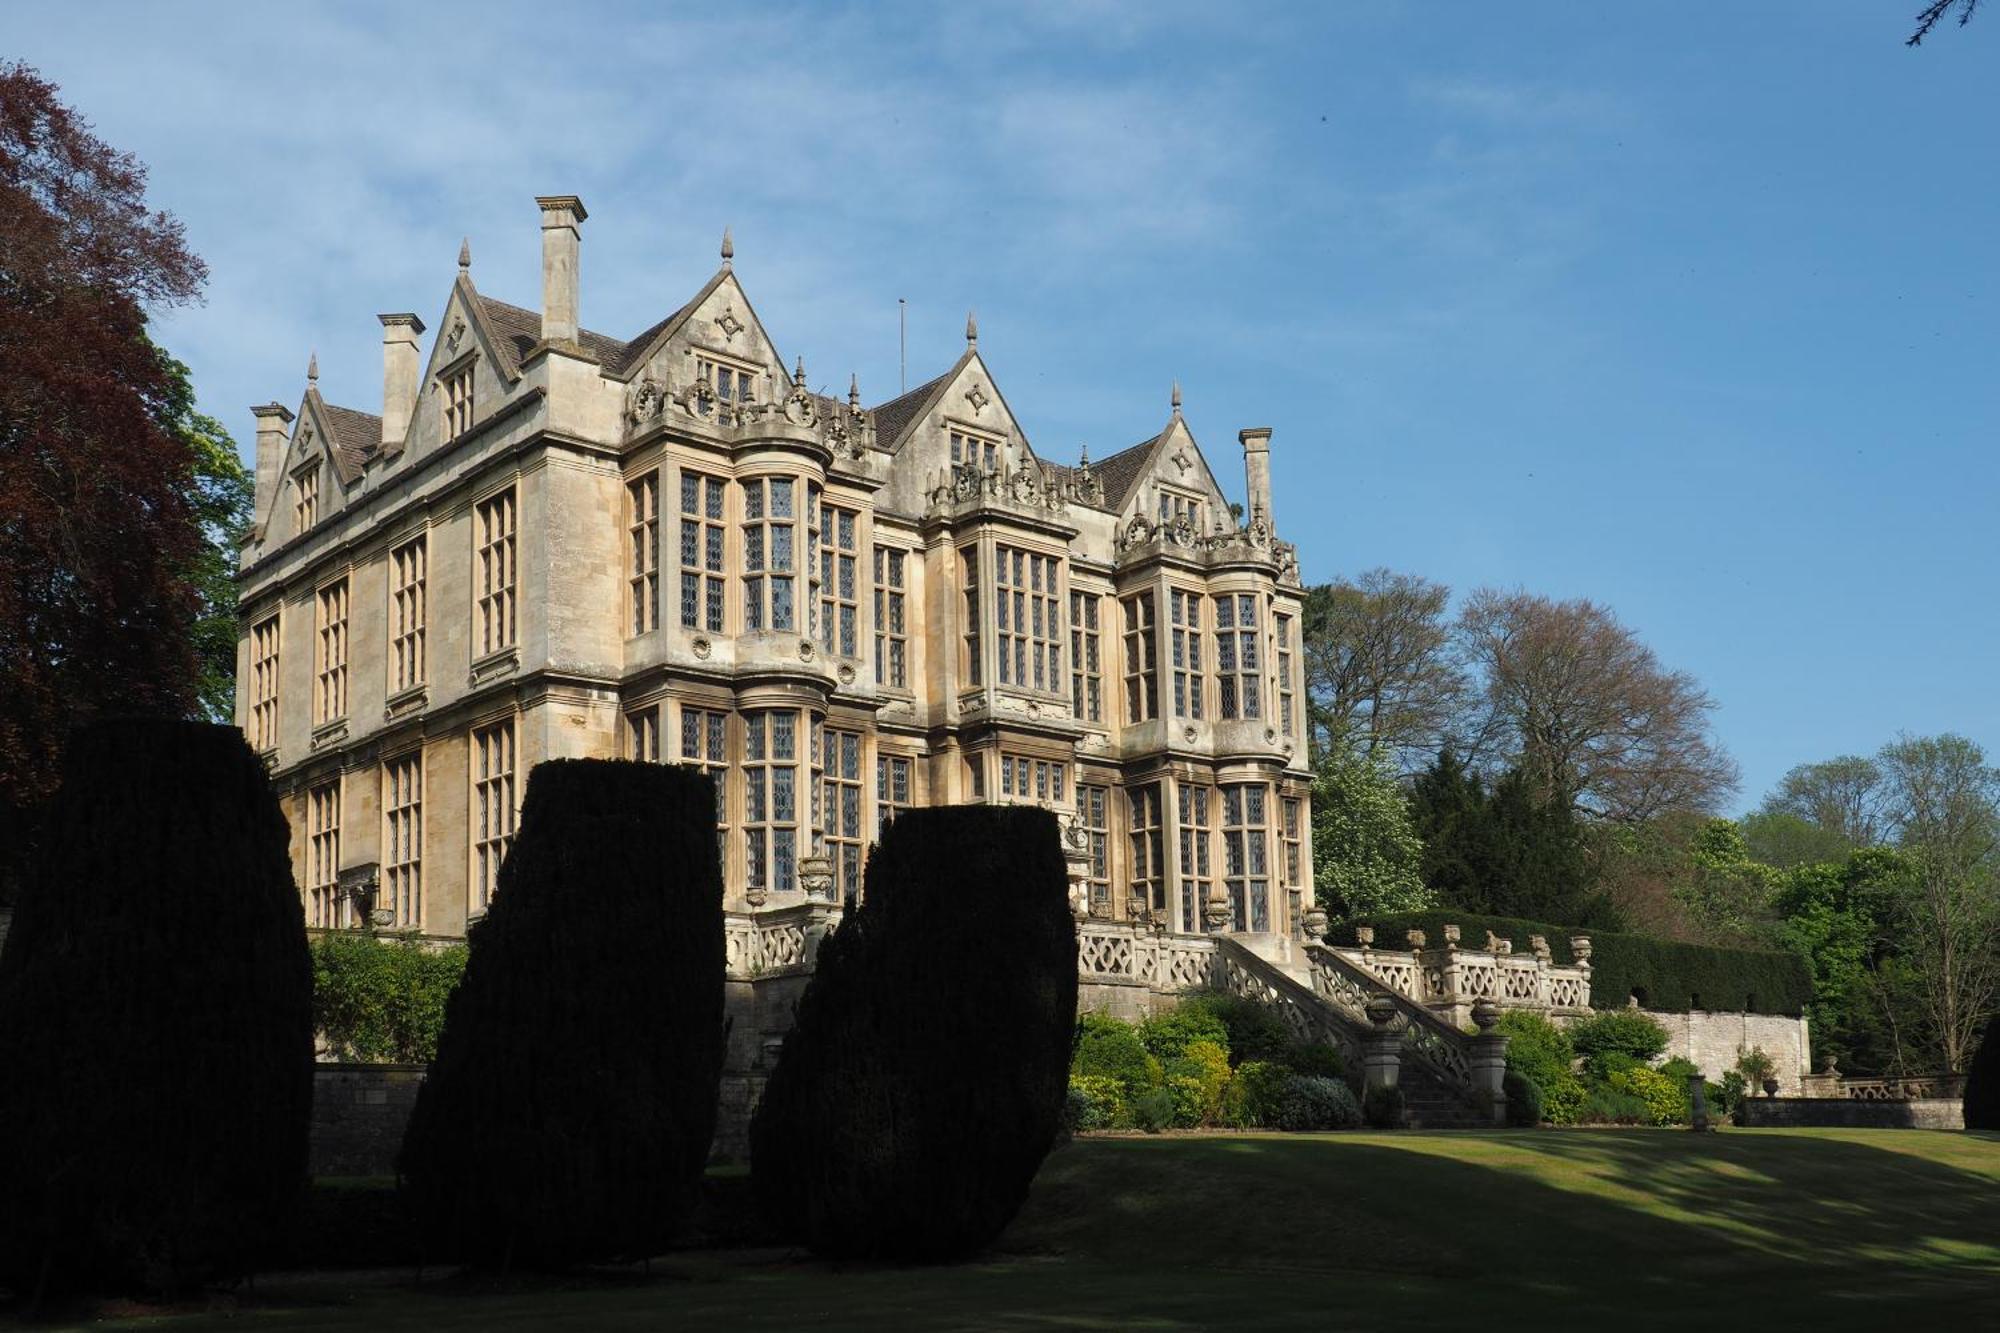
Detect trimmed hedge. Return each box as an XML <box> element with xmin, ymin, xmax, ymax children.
<box><xmin>1967</xmin><ymin>1020</ymin><xmax>1999</xmax><ymax>1131</ymax></box>
<box><xmin>750</xmin><ymin>805</ymin><xmax>1077</xmax><ymax>1261</ymax></box>
<box><xmin>398</xmin><ymin>760</ymin><xmax>725</xmax><ymax>1270</ymax></box>
<box><xmin>1329</xmin><ymin>909</ymin><xmax>1812</xmax><ymax>1015</ymax></box>
<box><xmin>0</xmin><ymin>720</ymin><xmax>314</xmax><ymax>1295</ymax></box>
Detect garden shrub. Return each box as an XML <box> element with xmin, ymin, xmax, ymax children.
<box><xmin>1503</xmin><ymin>1069</ymin><xmax>1544</xmax><ymax>1127</ymax></box>
<box><xmin>1224</xmin><ymin>1060</ymin><xmax>1294</xmax><ymax>1128</ymax></box>
<box><xmin>1581</xmin><ymin>1049</ymin><xmax>1644</xmax><ymax>1084</ymax></box>
<box><xmin>1138</xmin><ymin>1004</ymin><xmax>1231</xmax><ymax>1062</ymax></box>
<box><xmin>1328</xmin><ymin>910</ymin><xmax>1812</xmax><ymax>1015</ymax></box>
<box><xmin>1073</xmin><ymin>1012</ymin><xmax>1161</xmax><ymax>1100</ymax></box>
<box><xmin>1363</xmin><ymin>1084</ymin><xmax>1406</xmax><ymax>1129</ymax></box>
<box><xmin>1284</xmin><ymin>1042</ymin><xmax>1346</xmax><ymax>1080</ymax></box>
<box><xmin>1604</xmin><ymin>1065</ymin><xmax>1688</xmax><ymax>1126</ymax></box>
<box><xmin>1569</xmin><ymin>1010</ymin><xmax>1669</xmax><ymax>1063</ymax></box>
<box><xmin>0</xmin><ymin>720</ymin><xmax>313</xmax><ymax>1295</ymax></box>
<box><xmin>1964</xmin><ymin>1019</ymin><xmax>2000</xmax><ymax>1131</ymax></box>
<box><xmin>1185</xmin><ymin>992</ymin><xmax>1293</xmax><ymax>1066</ymax></box>
<box><xmin>1494</xmin><ymin>1011</ymin><xmax>1585</xmax><ymax>1125</ymax></box>
<box><xmin>1163</xmin><ymin>1039</ymin><xmax>1232</xmax><ymax>1127</ymax></box>
<box><xmin>751</xmin><ymin>805</ymin><xmax>1076</xmax><ymax>1261</ymax></box>
<box><xmin>311</xmin><ymin>934</ymin><xmax>467</xmax><ymax>1062</ymax></box>
<box><xmin>399</xmin><ymin>760</ymin><xmax>724</xmax><ymax>1270</ymax></box>
<box><xmin>1067</xmin><ymin>1075</ymin><xmax>1125</xmax><ymax>1131</ymax></box>
<box><xmin>1132</xmin><ymin>1087</ymin><xmax>1176</xmax><ymax>1133</ymax></box>
<box><xmin>1583</xmin><ymin>1084</ymin><xmax>1651</xmax><ymax>1125</ymax></box>
<box><xmin>1734</xmin><ymin>1046</ymin><xmax>1777</xmax><ymax>1088</ymax></box>
<box><xmin>1274</xmin><ymin>1075</ymin><xmax>1362</xmax><ymax>1131</ymax></box>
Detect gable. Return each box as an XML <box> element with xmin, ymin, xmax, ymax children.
<box><xmin>1112</xmin><ymin>416</ymin><xmax>1233</xmax><ymax>532</ymax></box>
<box><xmin>617</xmin><ymin>269</ymin><xmax>785</xmax><ymax>403</ymax></box>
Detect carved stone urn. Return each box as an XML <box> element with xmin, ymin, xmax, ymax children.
<box><xmin>1470</xmin><ymin>998</ymin><xmax>1501</xmax><ymax>1031</ymax></box>
<box><xmin>1364</xmin><ymin>993</ymin><xmax>1398</xmax><ymax>1029</ymax></box>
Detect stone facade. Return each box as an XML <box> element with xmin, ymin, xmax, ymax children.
<box><xmin>236</xmin><ymin>197</ymin><xmax>1312</xmax><ymax>941</ymax></box>
<box><xmin>310</xmin><ymin>1063</ymin><xmax>425</xmax><ymax>1177</ymax></box>
<box><xmin>1643</xmin><ymin>1007</ymin><xmax>1812</xmax><ymax>1096</ymax></box>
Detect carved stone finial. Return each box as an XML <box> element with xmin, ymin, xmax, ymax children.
<box><xmin>965</xmin><ymin>309</ymin><xmax>978</xmax><ymax>348</ymax></box>
<box><xmin>794</xmin><ymin>353</ymin><xmax>807</xmax><ymax>389</ymax></box>
<box><xmin>848</xmin><ymin>372</ymin><xmax>860</xmax><ymax>409</ymax></box>
<box><xmin>1471</xmin><ymin>998</ymin><xmax>1502</xmax><ymax>1031</ymax></box>
<box><xmin>1354</xmin><ymin>925</ymin><xmax>1375</xmax><ymax>948</ymax></box>
<box><xmin>458</xmin><ymin>237</ymin><xmax>471</xmax><ymax>271</ymax></box>
<box><xmin>721</xmin><ymin>226</ymin><xmax>734</xmax><ymax>266</ymax></box>
<box><xmin>1078</xmin><ymin>442</ymin><xmax>1091</xmax><ymax>467</ymax></box>
<box><xmin>1171</xmin><ymin>379</ymin><xmax>1182</xmax><ymax>415</ymax></box>
<box><xmin>306</xmin><ymin>351</ymin><xmax>318</xmax><ymax>386</ymax></box>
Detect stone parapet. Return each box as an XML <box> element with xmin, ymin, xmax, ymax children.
<box><xmin>1736</xmin><ymin>1097</ymin><xmax>1965</xmax><ymax>1131</ymax></box>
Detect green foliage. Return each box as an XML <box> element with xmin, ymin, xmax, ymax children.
<box><xmin>1409</xmin><ymin>753</ymin><xmax>1617</xmax><ymax>927</ymax></box>
<box><xmin>1311</xmin><ymin>745</ymin><xmax>1432</xmax><ymax>919</ymax></box>
<box><xmin>1962</xmin><ymin>1020</ymin><xmax>1999</xmax><ymax>1131</ymax></box>
<box><xmin>0</xmin><ymin>720</ymin><xmax>313</xmax><ymax>1295</ymax></box>
<box><xmin>311</xmin><ymin>934</ymin><xmax>466</xmax><ymax>1063</ymax></box>
<box><xmin>1362</xmin><ymin>1084</ymin><xmax>1405</xmax><ymax>1129</ymax></box>
<box><xmin>1494</xmin><ymin>1011</ymin><xmax>1585</xmax><ymax>1125</ymax></box>
<box><xmin>1223</xmin><ymin>1061</ymin><xmax>1295</xmax><ymax>1128</ymax></box>
<box><xmin>1582</xmin><ymin>1083</ymin><xmax>1651</xmax><ymax>1125</ymax></box>
<box><xmin>1131</xmin><ymin>1087</ymin><xmax>1176</xmax><ymax>1133</ymax></box>
<box><xmin>1502</xmin><ymin>1069</ymin><xmax>1544</xmax><ymax>1127</ymax></box>
<box><xmin>1569</xmin><ymin>1010</ymin><xmax>1669</xmax><ymax>1064</ymax></box>
<box><xmin>1138</xmin><ymin>1004</ymin><xmax>1231</xmax><ymax>1062</ymax></box>
<box><xmin>1066</xmin><ymin>1075</ymin><xmax>1125</xmax><ymax>1131</ymax></box>
<box><xmin>1604</xmin><ymin>1065</ymin><xmax>1689</xmax><ymax>1126</ymax></box>
<box><xmin>1184</xmin><ymin>992</ymin><xmax>1291</xmax><ymax>1066</ymax></box>
<box><xmin>1284</xmin><ymin>1042</ymin><xmax>1346</xmax><ymax>1080</ymax></box>
<box><xmin>1163</xmin><ymin>1040</ymin><xmax>1233</xmax><ymax>1127</ymax></box>
<box><xmin>402</xmin><ymin>761</ymin><xmax>726</xmax><ymax>1270</ymax></box>
<box><xmin>1713</xmin><ymin>1071</ymin><xmax>1747</xmax><ymax>1116</ymax></box>
<box><xmin>1734</xmin><ymin>1047</ymin><xmax>1776</xmax><ymax>1087</ymax></box>
<box><xmin>1678</xmin><ymin>818</ymin><xmax>1782</xmax><ymax>941</ymax></box>
<box><xmin>1741</xmin><ymin>810</ymin><xmax>1856</xmax><ymax>870</ymax></box>
<box><xmin>156</xmin><ymin>348</ymin><xmax>252</xmax><ymax>725</ymax></box>
<box><xmin>1769</xmin><ymin>849</ymin><xmax>1904</xmax><ymax>1073</ymax></box>
<box><xmin>1273</xmin><ymin>1075</ymin><xmax>1362</xmax><ymax>1131</ymax></box>
<box><xmin>1327</xmin><ymin>909</ymin><xmax>1813</xmax><ymax>1015</ymax></box>
<box><xmin>1074</xmin><ymin>1013</ymin><xmax>1161</xmax><ymax>1100</ymax></box>
<box><xmin>751</xmin><ymin>805</ymin><xmax>1076</xmax><ymax>1261</ymax></box>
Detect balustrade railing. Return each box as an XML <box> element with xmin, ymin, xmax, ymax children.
<box><xmin>724</xmin><ymin>901</ymin><xmax>841</xmax><ymax>979</ymax></box>
<box><xmin>1076</xmin><ymin>921</ymin><xmax>1219</xmax><ymax>993</ymax></box>
<box><xmin>1211</xmin><ymin>938</ymin><xmax>1363</xmax><ymax>1066</ymax></box>
<box><xmin>1333</xmin><ymin>926</ymin><xmax>1593</xmax><ymax>1023</ymax></box>
<box><xmin>1304</xmin><ymin>943</ymin><xmax>1477</xmax><ymax>1099</ymax></box>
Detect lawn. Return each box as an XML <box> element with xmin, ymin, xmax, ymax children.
<box><xmin>95</xmin><ymin>1129</ymin><xmax>2000</xmax><ymax>1331</ymax></box>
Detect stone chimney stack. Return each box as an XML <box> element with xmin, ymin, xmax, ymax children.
<box><xmin>535</xmin><ymin>195</ymin><xmax>587</xmax><ymax>346</ymax></box>
<box><xmin>1239</xmin><ymin>426</ymin><xmax>1273</xmax><ymax>527</ymax></box>
<box><xmin>378</xmin><ymin>313</ymin><xmax>425</xmax><ymax>448</ymax></box>
<box><xmin>249</xmin><ymin>402</ymin><xmax>295</xmax><ymax>530</ymax></box>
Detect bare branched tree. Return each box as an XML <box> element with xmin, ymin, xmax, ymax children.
<box><xmin>1763</xmin><ymin>755</ymin><xmax>1889</xmax><ymax>848</ymax></box>
<box><xmin>1300</xmin><ymin>570</ymin><xmax>1472</xmax><ymax>771</ymax></box>
<box><xmin>1909</xmin><ymin>0</ymin><xmax>1981</xmax><ymax>45</ymax></box>
<box><xmin>1877</xmin><ymin>733</ymin><xmax>2000</xmax><ymax>1071</ymax></box>
<box><xmin>1455</xmin><ymin>589</ymin><xmax>1738</xmax><ymax>824</ymax></box>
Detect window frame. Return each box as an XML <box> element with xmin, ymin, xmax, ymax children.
<box><xmin>873</xmin><ymin>545</ymin><xmax>908</xmax><ymax>689</ymax></box>
<box><xmin>628</xmin><ymin>470</ymin><xmax>660</xmax><ymax>637</ymax></box>
<box><xmin>470</xmin><ymin>717</ymin><xmax>517</xmax><ymax>915</ymax></box>
<box><xmin>678</xmin><ymin>469</ymin><xmax>728</xmax><ymax>633</ymax></box>
<box><xmin>382</xmin><ymin>752</ymin><xmax>424</xmax><ymax>929</ymax></box>
<box><xmin>1122</xmin><ymin>591</ymin><xmax>1159</xmax><ymax>723</ymax></box>
<box><xmin>994</xmin><ymin>545</ymin><xmax>1063</xmax><ymax>694</ymax></box>
<box><xmin>389</xmin><ymin>535</ymin><xmax>427</xmax><ymax>694</ymax></box>
<box><xmin>475</xmin><ymin>487</ymin><xmax>517</xmax><ymax>657</ymax></box>
<box><xmin>1070</xmin><ymin>590</ymin><xmax>1103</xmax><ymax>722</ymax></box>
<box><xmin>314</xmin><ymin>576</ymin><xmax>350</xmax><ymax>726</ymax></box>
<box><xmin>1216</xmin><ymin>592</ymin><xmax>1261</xmax><ymax>720</ymax></box>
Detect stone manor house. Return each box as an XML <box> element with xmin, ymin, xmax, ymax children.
<box><xmin>234</xmin><ymin>196</ymin><xmax>1312</xmax><ymax>943</ymax></box>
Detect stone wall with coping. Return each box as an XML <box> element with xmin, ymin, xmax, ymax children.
<box><xmin>1736</xmin><ymin>1096</ymin><xmax>1964</xmax><ymax>1130</ymax></box>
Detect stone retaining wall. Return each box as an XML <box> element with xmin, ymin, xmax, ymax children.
<box><xmin>310</xmin><ymin>1062</ymin><xmax>425</xmax><ymax>1177</ymax></box>
<box><xmin>1736</xmin><ymin>1096</ymin><xmax>1964</xmax><ymax>1131</ymax></box>
<box><xmin>1643</xmin><ymin>1009</ymin><xmax>1812</xmax><ymax>1095</ymax></box>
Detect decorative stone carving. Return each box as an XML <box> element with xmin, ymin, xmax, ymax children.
<box><xmin>692</xmin><ymin>635</ymin><xmax>712</xmax><ymax>660</ymax></box>
<box><xmin>1354</xmin><ymin>925</ymin><xmax>1375</xmax><ymax>947</ymax></box>
<box><xmin>1470</xmin><ymin>998</ymin><xmax>1501</xmax><ymax>1031</ymax></box>
<box><xmin>715</xmin><ymin>307</ymin><xmax>744</xmax><ymax>341</ymax></box>
<box><xmin>625</xmin><ymin>375</ymin><xmax>670</xmax><ymax>428</ymax></box>
<box><xmin>1202</xmin><ymin>885</ymin><xmax>1232</xmax><ymax>932</ymax></box>
<box><xmin>1569</xmin><ymin>935</ymin><xmax>1593</xmax><ymax>966</ymax></box>
<box><xmin>964</xmin><ymin>382</ymin><xmax>989</xmax><ymax>414</ymax></box>
<box><xmin>836</xmin><ymin>663</ymin><xmax>856</xmax><ymax>685</ymax></box>
<box><xmin>1442</xmin><ymin>924</ymin><xmax>1461</xmax><ymax>948</ymax></box>
<box><xmin>1406</xmin><ymin>929</ymin><xmax>1427</xmax><ymax>951</ymax></box>
<box><xmin>1301</xmin><ymin>905</ymin><xmax>1329</xmax><ymax>943</ymax></box>
<box><xmin>797</xmin><ymin>639</ymin><xmax>815</xmax><ymax>661</ymax></box>
<box><xmin>1529</xmin><ymin>934</ymin><xmax>1552</xmax><ymax>963</ymax></box>
<box><xmin>799</xmin><ymin>854</ymin><xmax>835</xmax><ymax>902</ymax></box>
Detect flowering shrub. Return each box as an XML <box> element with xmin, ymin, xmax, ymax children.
<box><xmin>1604</xmin><ymin>1065</ymin><xmax>1688</xmax><ymax>1126</ymax></box>
<box><xmin>1274</xmin><ymin>1075</ymin><xmax>1362</xmax><ymax>1131</ymax></box>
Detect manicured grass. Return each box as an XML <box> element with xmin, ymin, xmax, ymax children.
<box><xmin>74</xmin><ymin>1129</ymin><xmax>2000</xmax><ymax>1330</ymax></box>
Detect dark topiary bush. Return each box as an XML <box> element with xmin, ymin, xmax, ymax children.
<box><xmin>398</xmin><ymin>760</ymin><xmax>724</xmax><ymax>1270</ymax></box>
<box><xmin>1503</xmin><ymin>1069</ymin><xmax>1544</xmax><ymax>1127</ymax></box>
<box><xmin>1362</xmin><ymin>1084</ymin><xmax>1406</xmax><ymax>1129</ymax></box>
<box><xmin>751</xmin><ymin>805</ymin><xmax>1076</xmax><ymax>1261</ymax></box>
<box><xmin>1966</xmin><ymin>1019</ymin><xmax>2000</xmax><ymax>1131</ymax></box>
<box><xmin>1569</xmin><ymin>1009</ymin><xmax>1669</xmax><ymax>1064</ymax></box>
<box><xmin>0</xmin><ymin>720</ymin><xmax>313</xmax><ymax>1296</ymax></box>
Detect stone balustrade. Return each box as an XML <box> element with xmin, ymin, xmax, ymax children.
<box><xmin>1332</xmin><ymin>924</ymin><xmax>1593</xmax><ymax>1027</ymax></box>
<box><xmin>1796</xmin><ymin>1065</ymin><xmax>1967</xmax><ymax>1102</ymax></box>
<box><xmin>723</xmin><ymin>899</ymin><xmax>843</xmax><ymax>980</ymax></box>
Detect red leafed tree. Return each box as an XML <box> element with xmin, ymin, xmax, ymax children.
<box><xmin>0</xmin><ymin>61</ymin><xmax>211</xmax><ymax>896</ymax></box>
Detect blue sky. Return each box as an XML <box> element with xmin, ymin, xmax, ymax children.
<box><xmin>14</xmin><ymin>2</ymin><xmax>1997</xmax><ymax>813</ymax></box>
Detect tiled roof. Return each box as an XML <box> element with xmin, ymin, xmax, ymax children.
<box><xmin>867</xmin><ymin>370</ymin><xmax>952</xmax><ymax>451</ymax></box>
<box><xmin>317</xmin><ymin>399</ymin><xmax>382</xmax><ymax>482</ymax></box>
<box><xmin>1090</xmin><ymin>434</ymin><xmax>1160</xmax><ymax>510</ymax></box>
<box><xmin>475</xmin><ymin>294</ymin><xmax>680</xmax><ymax>378</ymax></box>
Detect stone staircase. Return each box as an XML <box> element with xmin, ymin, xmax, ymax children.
<box><xmin>1212</xmin><ymin>936</ymin><xmax>1503</xmax><ymax>1130</ymax></box>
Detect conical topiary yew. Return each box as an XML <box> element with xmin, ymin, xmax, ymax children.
<box><xmin>751</xmin><ymin>804</ymin><xmax>1077</xmax><ymax>1260</ymax></box>
<box><xmin>0</xmin><ymin>719</ymin><xmax>314</xmax><ymax>1296</ymax></box>
<box><xmin>397</xmin><ymin>759</ymin><xmax>725</xmax><ymax>1268</ymax></box>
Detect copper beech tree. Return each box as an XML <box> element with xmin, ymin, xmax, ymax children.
<box><xmin>0</xmin><ymin>62</ymin><xmax>219</xmax><ymax>895</ymax></box>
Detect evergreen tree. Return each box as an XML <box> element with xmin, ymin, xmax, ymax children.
<box><xmin>751</xmin><ymin>805</ymin><xmax>1076</xmax><ymax>1260</ymax></box>
<box><xmin>1963</xmin><ymin>1018</ymin><xmax>1999</xmax><ymax>1130</ymax></box>
<box><xmin>0</xmin><ymin>720</ymin><xmax>312</xmax><ymax>1296</ymax></box>
<box><xmin>398</xmin><ymin>760</ymin><xmax>725</xmax><ymax>1269</ymax></box>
